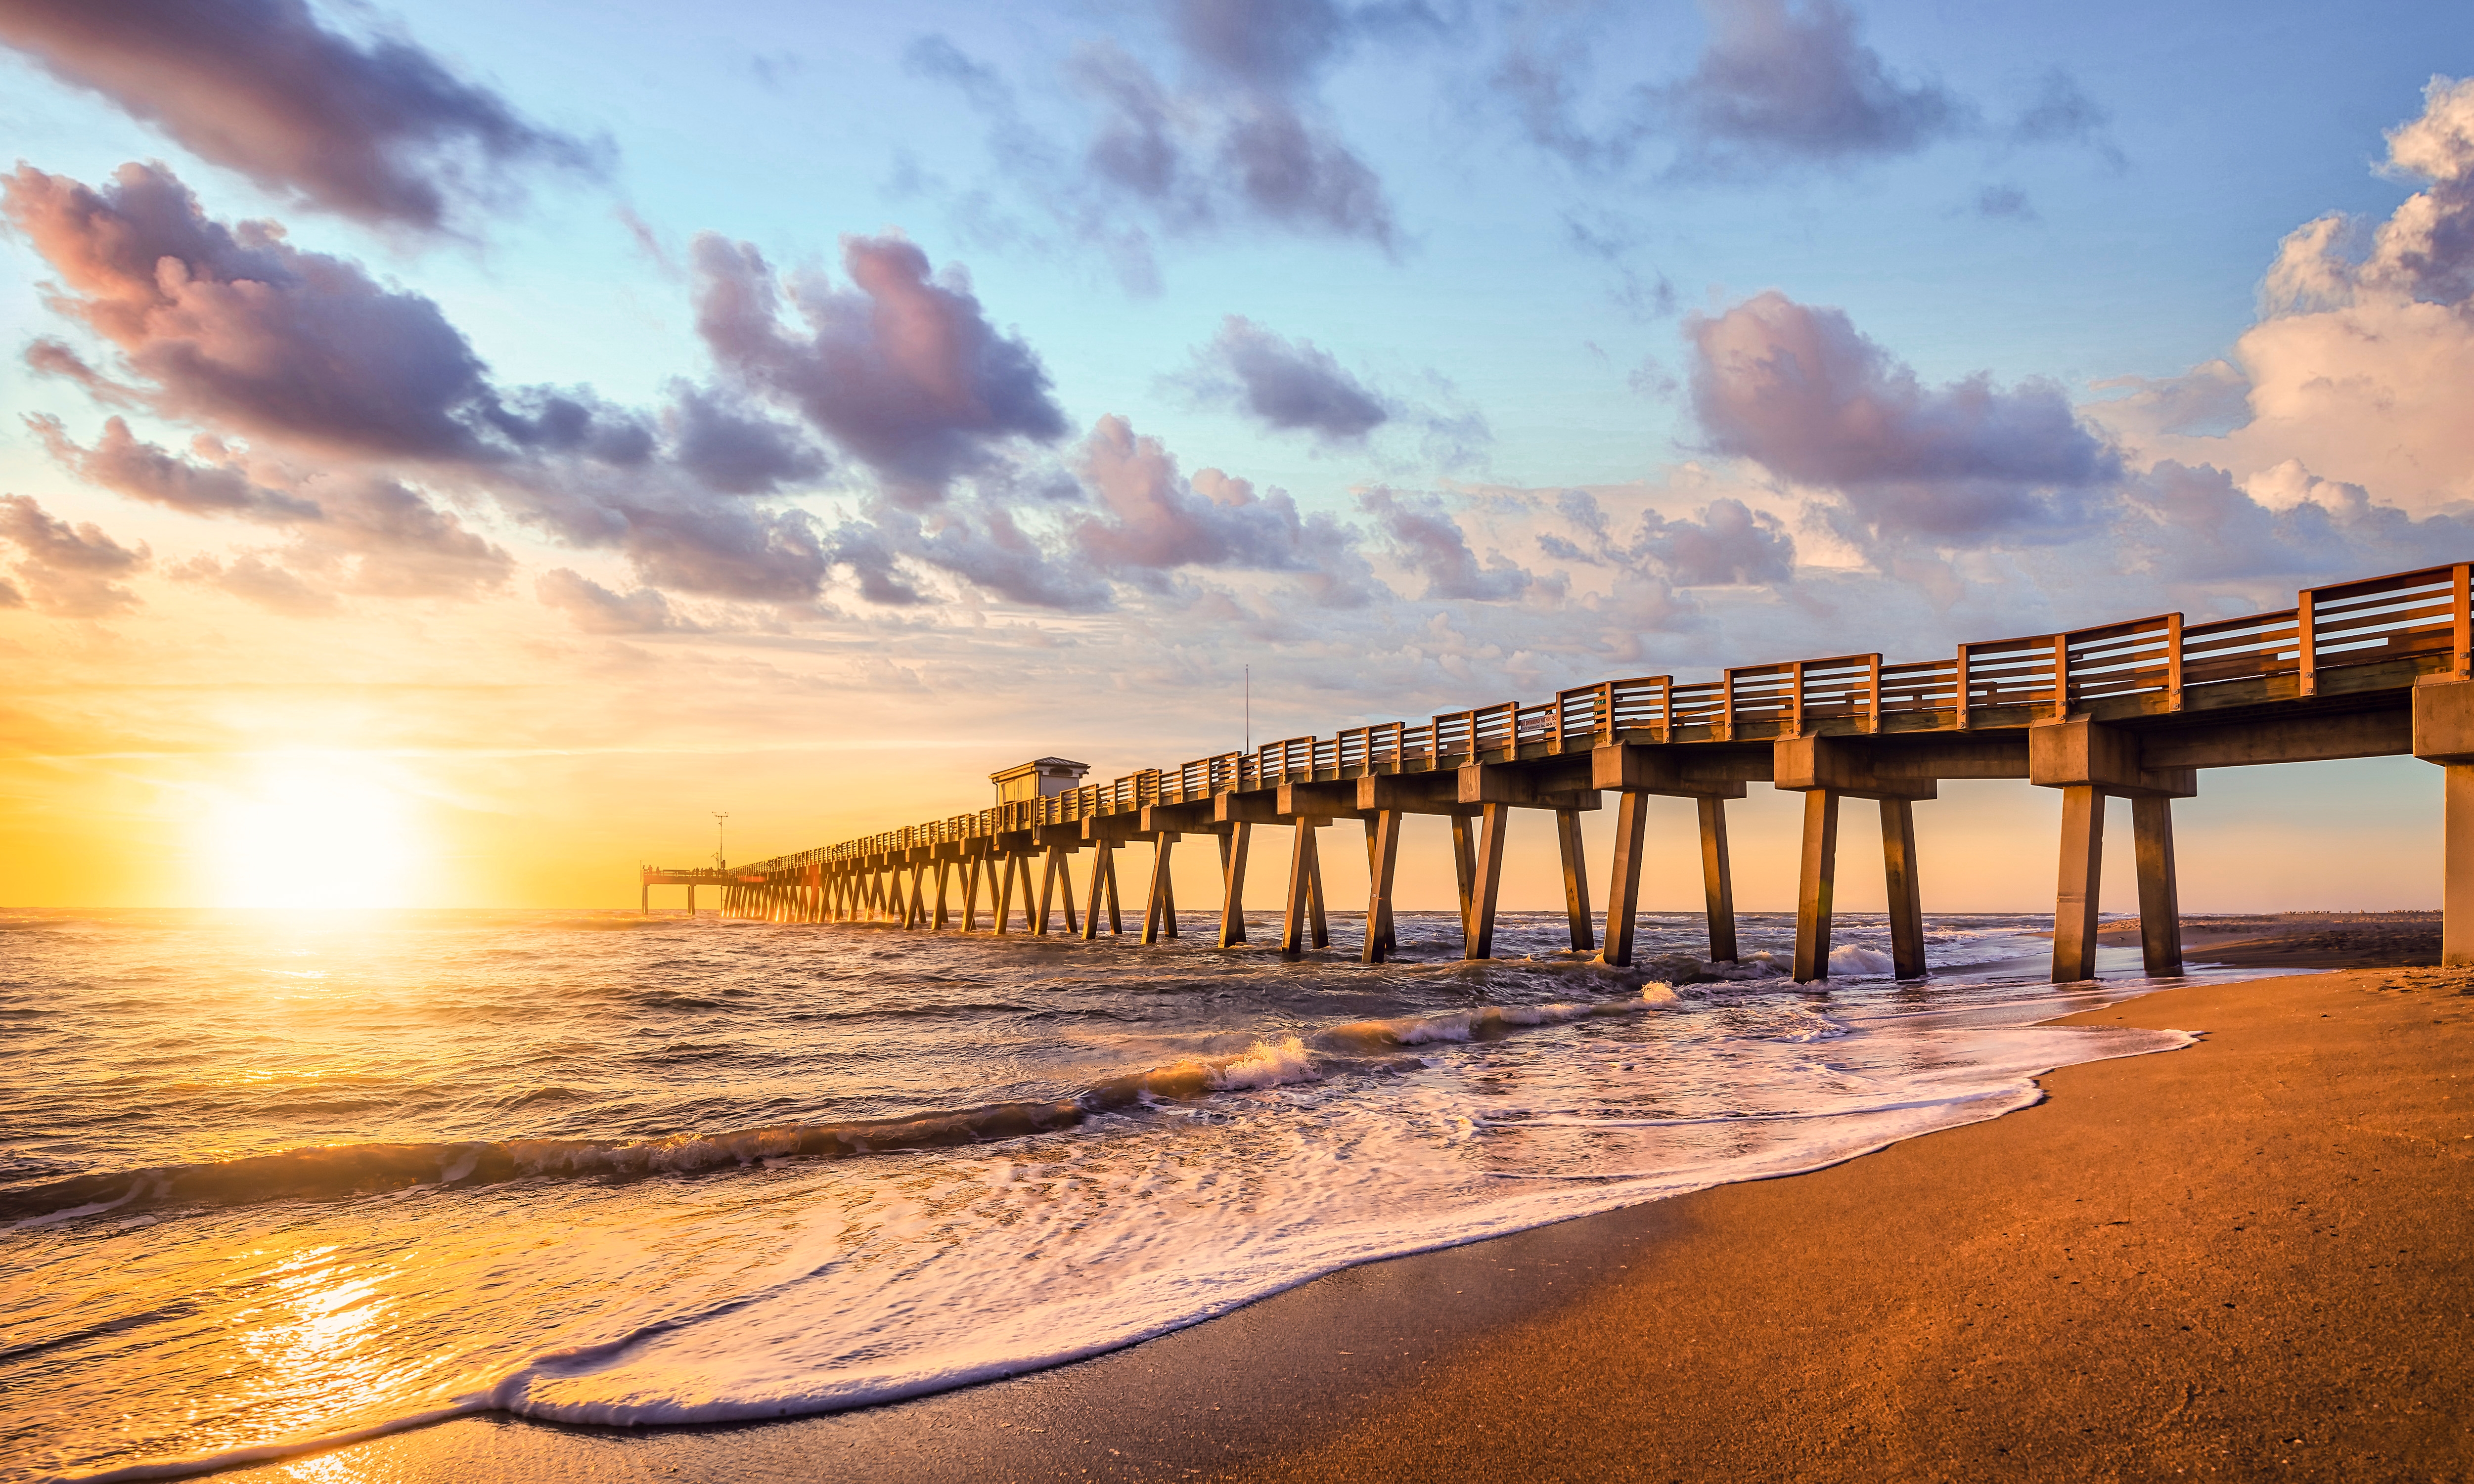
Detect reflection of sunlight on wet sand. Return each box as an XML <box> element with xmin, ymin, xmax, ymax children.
<box><xmin>236</xmin><ymin>1246</ymin><xmax>396</xmax><ymax>1444</ymax></box>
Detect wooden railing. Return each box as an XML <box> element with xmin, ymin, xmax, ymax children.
<box><xmin>732</xmin><ymin>564</ymin><xmax>2471</xmax><ymax>873</ymax></box>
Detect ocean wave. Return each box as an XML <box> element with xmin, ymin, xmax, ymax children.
<box><xmin>1</xmin><ymin>987</ymin><xmax>1679</xmax><ymax>1226</ymax></box>
<box><xmin>1311</xmin><ymin>986</ymin><xmax>1682</xmax><ymax>1052</ymax></box>
<box><xmin>0</xmin><ymin>1045</ymin><xmax>1394</xmax><ymax>1226</ymax></box>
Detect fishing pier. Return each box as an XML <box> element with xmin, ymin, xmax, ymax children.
<box><xmin>643</xmin><ymin>563</ymin><xmax>2474</xmax><ymax>982</ymax></box>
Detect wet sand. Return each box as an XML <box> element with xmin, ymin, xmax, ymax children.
<box><xmin>231</xmin><ymin>967</ymin><xmax>2474</xmax><ymax>1484</ymax></box>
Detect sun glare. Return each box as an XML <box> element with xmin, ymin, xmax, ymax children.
<box><xmin>200</xmin><ymin>760</ymin><xmax>425</xmax><ymax>908</ymax></box>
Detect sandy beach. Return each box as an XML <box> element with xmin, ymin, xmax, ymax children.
<box><xmin>219</xmin><ymin>959</ymin><xmax>2473</xmax><ymax>1484</ymax></box>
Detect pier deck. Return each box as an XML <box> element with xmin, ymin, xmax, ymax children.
<box><xmin>654</xmin><ymin>563</ymin><xmax>2474</xmax><ymax>981</ymax></box>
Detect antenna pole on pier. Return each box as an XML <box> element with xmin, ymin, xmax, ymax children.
<box><xmin>713</xmin><ymin>810</ymin><xmax>730</xmax><ymax>870</ymax></box>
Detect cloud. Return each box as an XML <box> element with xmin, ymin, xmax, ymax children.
<box><xmin>2086</xmin><ymin>359</ymin><xmax>2250</xmax><ymax>439</ymax></box>
<box><xmin>1498</xmin><ymin>3</ymin><xmax>2113</xmax><ymax>183</ymax></box>
<box><xmin>4</xmin><ymin>162</ymin><xmax>930</xmax><ymax>605</ymax></box>
<box><xmin>664</xmin><ymin>384</ymin><xmax>827</xmax><ymax>495</ymax></box>
<box><xmin>1686</xmin><ymin>290</ymin><xmax>2118</xmax><ymax>543</ymax></box>
<box><xmin>1636</xmin><ymin>497</ymin><xmax>1797</xmax><ymax>584</ymax></box>
<box><xmin>1184</xmin><ymin>315</ymin><xmax>1389</xmax><ymax>442</ymax></box>
<box><xmin>896</xmin><ymin>502</ymin><xmax>1113</xmax><ymax>611</ymax></box>
<box><xmin>1538</xmin><ymin>488</ymin><xmax>1795</xmax><ymax>586</ymax></box>
<box><xmin>0</xmin><ymin>494</ymin><xmax>148</xmax><ymax>616</ymax></box>
<box><xmin>1973</xmin><ymin>184</ymin><xmax>2035</xmax><ymax>220</ymax></box>
<box><xmin>693</xmin><ymin>231</ymin><xmax>1069</xmax><ymax>504</ymax></box>
<box><xmin>0</xmin><ymin>0</ymin><xmax>604</xmax><ymax>231</ymax></box>
<box><xmin>1562</xmin><ymin>210</ymin><xmax>1678</xmax><ymax>319</ymax></box>
<box><xmin>535</xmin><ymin>567</ymin><xmax>697</xmax><ymax>634</ymax></box>
<box><xmin>2007</xmin><ymin>69</ymin><xmax>2118</xmax><ymax>160</ymax></box>
<box><xmin>1073</xmin><ymin>0</ymin><xmax>1405</xmax><ymax>248</ymax></box>
<box><xmin>1360</xmin><ymin>487</ymin><xmax>1541</xmax><ymax>601</ymax></box>
<box><xmin>598</xmin><ymin>500</ymin><xmax>829</xmax><ymax>604</ymax></box>
<box><xmin>2122</xmin><ymin>459</ymin><xmax>2472</xmax><ymax>585</ymax></box>
<box><xmin>32</xmin><ymin>415</ymin><xmax>510</xmax><ymax>599</ymax></box>
<box><xmin>28</xmin><ymin>414</ymin><xmax>318</xmax><ymax>521</ymax></box>
<box><xmin>2090</xmin><ymin>76</ymin><xmax>2474</xmax><ymax>515</ymax></box>
<box><xmin>1658</xmin><ymin>0</ymin><xmax>1966</xmax><ymax>175</ymax></box>
<box><xmin>912</xmin><ymin>5</ymin><xmax>1406</xmax><ymax>271</ymax></box>
<box><xmin>171</xmin><ymin>552</ymin><xmax>338</xmax><ymax>614</ymax></box>
<box><xmin>5</xmin><ymin>162</ymin><xmax>515</xmax><ymax>459</ymax></box>
<box><xmin>302</xmin><ymin>477</ymin><xmax>513</xmax><ymax>598</ymax></box>
<box><xmin>1072</xmin><ymin>413</ymin><xmax>1345</xmax><ymax>584</ymax></box>
<box><xmin>23</xmin><ymin>338</ymin><xmax>136</xmax><ymax>403</ymax></box>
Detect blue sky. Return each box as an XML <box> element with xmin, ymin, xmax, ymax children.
<box><xmin>0</xmin><ymin>0</ymin><xmax>2467</xmax><ymax>908</ymax></box>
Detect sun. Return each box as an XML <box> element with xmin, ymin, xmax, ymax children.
<box><xmin>199</xmin><ymin>758</ymin><xmax>425</xmax><ymax>908</ymax></box>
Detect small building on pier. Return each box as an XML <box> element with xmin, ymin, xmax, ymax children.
<box><xmin>991</xmin><ymin>757</ymin><xmax>1089</xmax><ymax>806</ymax></box>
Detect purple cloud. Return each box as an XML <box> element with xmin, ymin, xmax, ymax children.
<box><xmin>1661</xmin><ymin>0</ymin><xmax>1964</xmax><ymax>174</ymax></box>
<box><xmin>1188</xmin><ymin>316</ymin><xmax>1389</xmax><ymax>442</ymax></box>
<box><xmin>5</xmin><ymin>162</ymin><xmax>510</xmax><ymax>459</ymax></box>
<box><xmin>0</xmin><ymin>494</ymin><xmax>148</xmax><ymax>616</ymax></box>
<box><xmin>28</xmin><ymin>414</ymin><xmax>318</xmax><ymax>522</ymax></box>
<box><xmin>1360</xmin><ymin>487</ymin><xmax>1539</xmax><ymax>601</ymax></box>
<box><xmin>693</xmin><ymin>232</ymin><xmax>1069</xmax><ymax>504</ymax></box>
<box><xmin>1073</xmin><ymin>414</ymin><xmax>1323</xmax><ymax>577</ymax></box>
<box><xmin>665</xmin><ymin>385</ymin><xmax>828</xmax><ymax>496</ymax></box>
<box><xmin>0</xmin><ymin>0</ymin><xmax>604</xmax><ymax>230</ymax></box>
<box><xmin>1687</xmin><ymin>291</ymin><xmax>2118</xmax><ymax>542</ymax></box>
<box><xmin>535</xmin><ymin>568</ymin><xmax>698</xmax><ymax>634</ymax></box>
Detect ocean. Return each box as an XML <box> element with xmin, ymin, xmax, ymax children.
<box><xmin>1</xmin><ymin>907</ymin><xmax>2239</xmax><ymax>1482</ymax></box>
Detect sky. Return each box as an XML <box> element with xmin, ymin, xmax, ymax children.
<box><xmin>0</xmin><ymin>0</ymin><xmax>2467</xmax><ymax>913</ymax></box>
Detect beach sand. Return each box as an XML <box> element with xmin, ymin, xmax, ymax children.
<box><xmin>228</xmin><ymin>966</ymin><xmax>2474</xmax><ymax>1484</ymax></box>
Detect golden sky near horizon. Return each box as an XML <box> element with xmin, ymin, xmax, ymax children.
<box><xmin>0</xmin><ymin>570</ymin><xmax>2442</xmax><ymax>913</ymax></box>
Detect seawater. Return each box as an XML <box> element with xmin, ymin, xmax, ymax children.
<box><xmin>2</xmin><ymin>907</ymin><xmax>2238</xmax><ymax>1481</ymax></box>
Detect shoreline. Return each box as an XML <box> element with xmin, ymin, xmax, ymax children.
<box><xmin>213</xmin><ymin>963</ymin><xmax>2474</xmax><ymax>1484</ymax></box>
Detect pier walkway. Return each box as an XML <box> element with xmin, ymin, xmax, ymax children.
<box><xmin>643</xmin><ymin>563</ymin><xmax>2474</xmax><ymax>981</ymax></box>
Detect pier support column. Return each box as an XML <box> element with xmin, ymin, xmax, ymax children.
<box><xmin>2132</xmin><ymin>796</ymin><xmax>2182</xmax><ymax>975</ymax></box>
<box><xmin>2410</xmin><ymin>683</ymin><xmax>2474</xmax><ymax>966</ymax></box>
<box><xmin>1880</xmin><ymin>798</ymin><xmax>1926</xmax><ymax>980</ymax></box>
<box><xmin>933</xmin><ymin>860</ymin><xmax>951</xmax><ymax>930</ymax></box>
<box><xmin>2052</xmin><ymin>786</ymin><xmax>2105</xmax><ymax>982</ymax></box>
<box><xmin>1601</xmin><ymin>790</ymin><xmax>1649</xmax><ymax>968</ymax></box>
<box><xmin>1083</xmin><ymin>841</ymin><xmax>1111</xmax><ymax>940</ymax></box>
<box><xmin>1104</xmin><ymin>846</ymin><xmax>1124</xmax><ymax>935</ymax></box>
<box><xmin>1142</xmin><ymin>833</ymin><xmax>1178</xmax><ymax>945</ymax></box>
<box><xmin>1451</xmin><ymin>815</ymin><xmax>1479</xmax><ymax>951</ymax></box>
<box><xmin>1557</xmin><ymin>808</ymin><xmax>1594</xmax><ymax>952</ymax></box>
<box><xmin>2448</xmin><ymin>765</ymin><xmax>2474</xmax><ymax>968</ymax></box>
<box><xmin>1792</xmin><ymin>788</ymin><xmax>1841</xmax><ymax>983</ymax></box>
<box><xmin>1035</xmin><ymin>848</ymin><xmax>1059</xmax><ymax>934</ymax></box>
<box><xmin>1218</xmin><ymin>824</ymin><xmax>1251</xmax><ymax>947</ymax></box>
<box><xmin>1466</xmin><ymin>803</ymin><xmax>1509</xmax><ymax>960</ymax></box>
<box><xmin>641</xmin><ymin>882</ymin><xmax>649</xmax><ymax>915</ymax></box>
<box><xmin>1307</xmin><ymin>830</ymin><xmax>1329</xmax><ymax>949</ymax></box>
<box><xmin>1363</xmin><ymin>811</ymin><xmax>1401</xmax><ymax>962</ymax></box>
<box><xmin>1281</xmin><ymin>820</ymin><xmax>1323</xmax><ymax>957</ymax></box>
<box><xmin>909</xmin><ymin>863</ymin><xmax>929</xmax><ymax>929</ymax></box>
<box><xmin>1699</xmin><ymin>797</ymin><xmax>1738</xmax><ymax>963</ymax></box>
<box><xmin>993</xmin><ymin>855</ymin><xmax>1017</xmax><ymax>934</ymax></box>
<box><xmin>960</xmin><ymin>857</ymin><xmax>983</xmax><ymax>931</ymax></box>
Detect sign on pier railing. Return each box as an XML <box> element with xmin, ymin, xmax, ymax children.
<box><xmin>734</xmin><ymin>563</ymin><xmax>2472</xmax><ymax>875</ymax></box>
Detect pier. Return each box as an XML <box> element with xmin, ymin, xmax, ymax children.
<box><xmin>648</xmin><ymin>563</ymin><xmax>2474</xmax><ymax>981</ymax></box>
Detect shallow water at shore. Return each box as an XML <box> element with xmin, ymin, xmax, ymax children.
<box><xmin>2</xmin><ymin>908</ymin><xmax>2237</xmax><ymax>1482</ymax></box>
